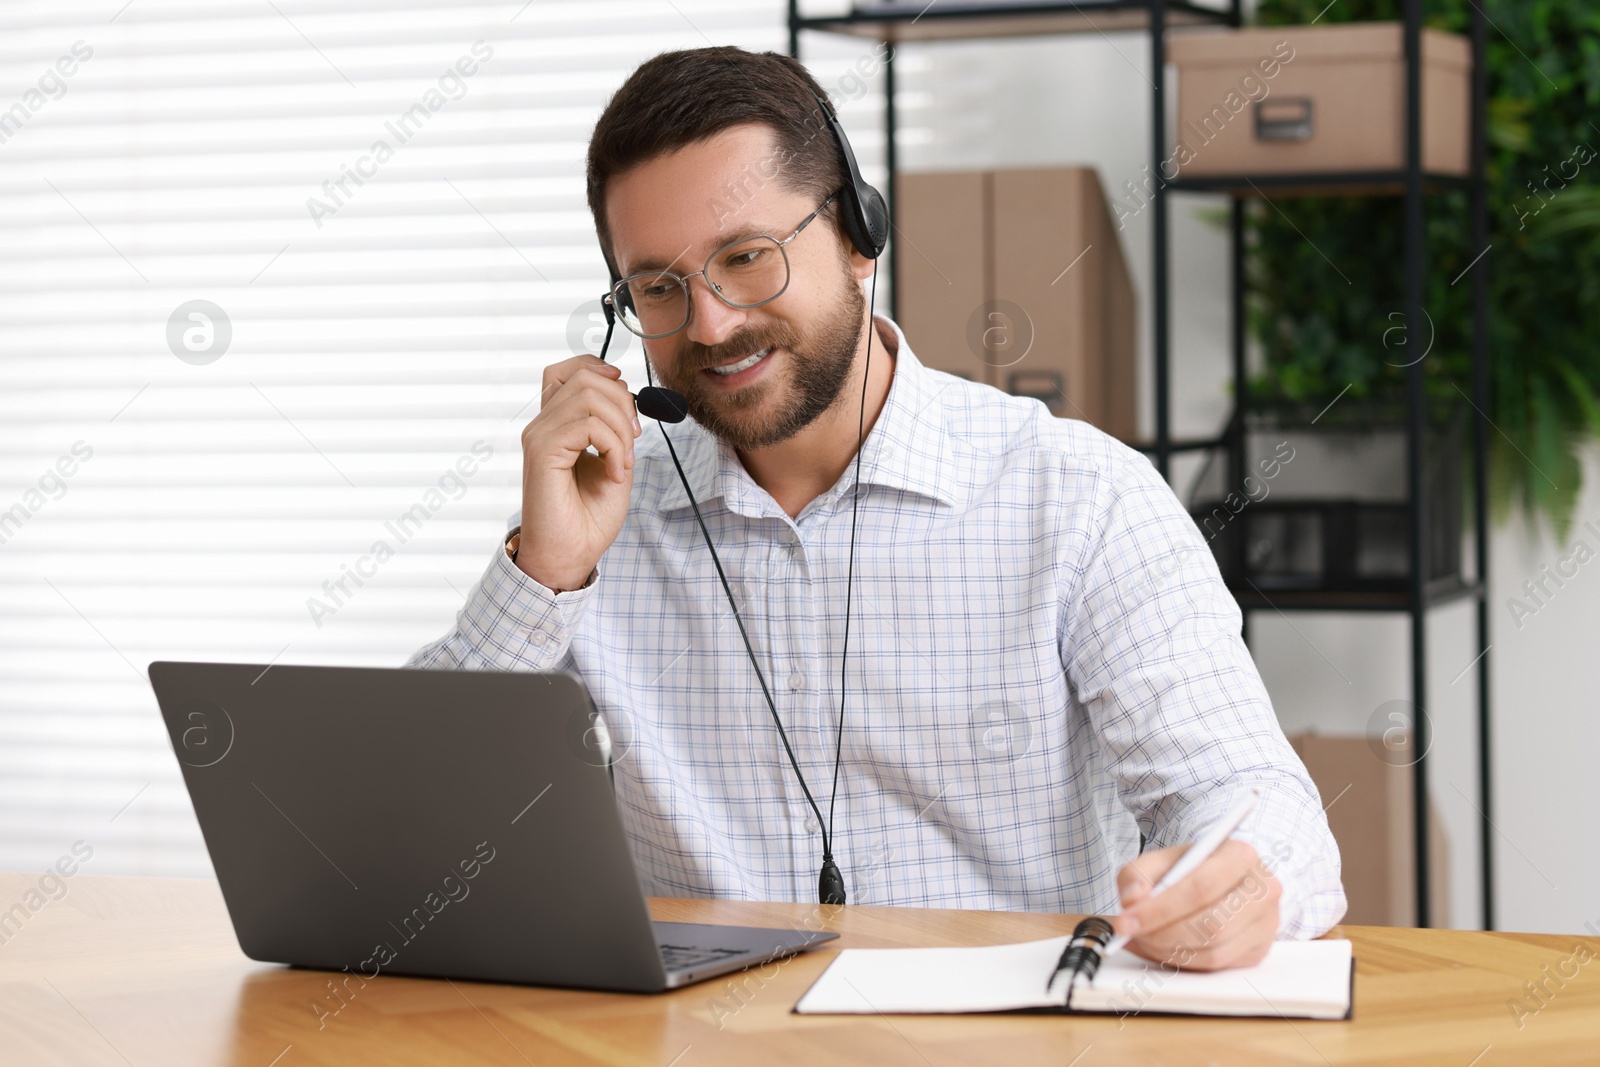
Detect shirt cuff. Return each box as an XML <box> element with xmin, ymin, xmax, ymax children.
<box><xmin>456</xmin><ymin>531</ymin><xmax>598</xmax><ymax>669</ymax></box>
<box><xmin>1231</xmin><ymin>807</ymin><xmax>1347</xmax><ymax>941</ymax></box>
<box><xmin>504</xmin><ymin>527</ymin><xmax>597</xmax><ymax>594</ymax></box>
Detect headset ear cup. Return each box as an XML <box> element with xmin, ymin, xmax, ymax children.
<box><xmin>811</xmin><ymin>90</ymin><xmax>889</xmax><ymax>261</ymax></box>
<box><xmin>862</xmin><ymin>186</ymin><xmax>889</xmax><ymax>259</ymax></box>
<box><xmin>836</xmin><ymin>185</ymin><xmax>868</xmax><ymax>263</ymax></box>
<box><xmin>838</xmin><ymin>181</ymin><xmax>888</xmax><ymax>262</ymax></box>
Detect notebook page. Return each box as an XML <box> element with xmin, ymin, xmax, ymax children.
<box><xmin>1070</xmin><ymin>939</ymin><xmax>1353</xmax><ymax>1019</ymax></box>
<box><xmin>794</xmin><ymin>935</ymin><xmax>1072</xmax><ymax>1014</ymax></box>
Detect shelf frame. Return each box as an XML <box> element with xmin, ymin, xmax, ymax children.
<box><xmin>791</xmin><ymin>0</ymin><xmax>1494</xmax><ymax>932</ymax></box>
<box><xmin>793</xmin><ymin>0</ymin><xmax>1232</xmax><ymax>43</ymax></box>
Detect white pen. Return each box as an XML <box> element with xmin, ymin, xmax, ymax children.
<box><xmin>1100</xmin><ymin>787</ymin><xmax>1263</xmax><ymax>961</ymax></box>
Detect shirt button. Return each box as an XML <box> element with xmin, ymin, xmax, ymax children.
<box><xmin>804</xmin><ymin>815</ymin><xmax>820</xmax><ymax>835</ymax></box>
<box><xmin>530</xmin><ymin>630</ymin><xmax>549</xmax><ymax>647</ymax></box>
<box><xmin>788</xmin><ymin>671</ymin><xmax>806</xmax><ymax>691</ymax></box>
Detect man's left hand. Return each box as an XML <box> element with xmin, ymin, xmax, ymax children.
<box><xmin>1109</xmin><ymin>839</ymin><xmax>1281</xmax><ymax>971</ymax></box>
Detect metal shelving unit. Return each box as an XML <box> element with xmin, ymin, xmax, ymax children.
<box><xmin>790</xmin><ymin>0</ymin><xmax>1493</xmax><ymax>930</ymax></box>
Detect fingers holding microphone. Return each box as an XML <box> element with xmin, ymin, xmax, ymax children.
<box><xmin>516</xmin><ymin>354</ymin><xmax>643</xmax><ymax>591</ymax></box>
<box><xmin>545</xmin><ymin>388</ymin><xmax>635</xmax><ymax>483</ymax></box>
<box><xmin>517</xmin><ymin>352</ymin><xmax>689</xmax><ymax>593</ymax></box>
<box><xmin>532</xmin><ymin>355</ymin><xmax>640</xmax><ymax>476</ymax></box>
<box><xmin>538</xmin><ymin>353</ymin><xmax>686</xmax><ymax>432</ymax></box>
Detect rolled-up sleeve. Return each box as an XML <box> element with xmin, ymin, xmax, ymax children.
<box><xmin>1062</xmin><ymin>451</ymin><xmax>1347</xmax><ymax>940</ymax></box>
<box><xmin>404</xmin><ymin>518</ymin><xmax>598</xmax><ymax>674</ymax></box>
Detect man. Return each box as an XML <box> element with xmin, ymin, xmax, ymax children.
<box><xmin>407</xmin><ymin>46</ymin><xmax>1345</xmax><ymax>971</ymax></box>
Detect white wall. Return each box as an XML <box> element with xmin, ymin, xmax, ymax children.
<box><xmin>1484</xmin><ymin>448</ymin><xmax>1600</xmax><ymax>935</ymax></box>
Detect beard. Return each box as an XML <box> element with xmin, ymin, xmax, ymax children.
<box><xmin>651</xmin><ymin>260</ymin><xmax>867</xmax><ymax>452</ymax></box>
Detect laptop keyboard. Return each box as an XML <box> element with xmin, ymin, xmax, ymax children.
<box><xmin>658</xmin><ymin>942</ymin><xmax>748</xmax><ymax>971</ymax></box>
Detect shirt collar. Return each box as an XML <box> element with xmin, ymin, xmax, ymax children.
<box><xmin>652</xmin><ymin>314</ymin><xmax>957</xmax><ymax>517</ymax></box>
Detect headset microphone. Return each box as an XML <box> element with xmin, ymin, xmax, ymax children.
<box><xmin>595</xmin><ymin>88</ymin><xmax>886</xmax><ymax>906</ymax></box>
<box><xmin>633</xmin><ymin>385</ymin><xmax>688</xmax><ymax>424</ymax></box>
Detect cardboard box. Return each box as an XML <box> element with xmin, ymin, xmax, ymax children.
<box><xmin>895</xmin><ymin>167</ymin><xmax>1138</xmax><ymax>440</ymax></box>
<box><xmin>895</xmin><ymin>171</ymin><xmax>989</xmax><ymax>381</ymax></box>
<box><xmin>1286</xmin><ymin>731</ymin><xmax>1450</xmax><ymax>927</ymax></box>
<box><xmin>1168</xmin><ymin>24</ymin><xmax>1471</xmax><ymax>177</ymax></box>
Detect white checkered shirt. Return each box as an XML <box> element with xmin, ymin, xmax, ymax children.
<box><xmin>406</xmin><ymin>314</ymin><xmax>1346</xmax><ymax>938</ymax></box>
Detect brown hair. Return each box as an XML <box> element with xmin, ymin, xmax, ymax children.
<box><xmin>585</xmin><ymin>46</ymin><xmax>846</xmax><ymax>281</ymax></box>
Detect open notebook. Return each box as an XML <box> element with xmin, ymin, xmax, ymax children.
<box><xmin>793</xmin><ymin>934</ymin><xmax>1354</xmax><ymax>1020</ymax></box>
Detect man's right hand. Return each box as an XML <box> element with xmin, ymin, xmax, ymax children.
<box><xmin>515</xmin><ymin>354</ymin><xmax>641</xmax><ymax>592</ymax></box>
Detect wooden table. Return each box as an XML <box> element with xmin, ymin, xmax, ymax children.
<box><xmin>1</xmin><ymin>874</ymin><xmax>1596</xmax><ymax>1066</ymax></box>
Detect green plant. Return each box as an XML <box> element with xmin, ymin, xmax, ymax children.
<box><xmin>1247</xmin><ymin>0</ymin><xmax>1600</xmax><ymax>539</ymax></box>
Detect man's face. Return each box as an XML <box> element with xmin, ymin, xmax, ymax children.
<box><xmin>606</xmin><ymin>123</ymin><xmax>869</xmax><ymax>451</ymax></box>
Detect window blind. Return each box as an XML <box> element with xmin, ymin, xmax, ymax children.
<box><xmin>0</xmin><ymin>0</ymin><xmax>901</xmax><ymax>877</ymax></box>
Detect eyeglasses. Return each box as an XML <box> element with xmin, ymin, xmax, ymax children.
<box><xmin>605</xmin><ymin>193</ymin><xmax>839</xmax><ymax>339</ymax></box>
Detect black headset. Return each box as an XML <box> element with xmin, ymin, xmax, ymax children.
<box><xmin>812</xmin><ymin>90</ymin><xmax>890</xmax><ymax>262</ymax></box>
<box><xmin>595</xmin><ymin>88</ymin><xmax>886</xmax><ymax>905</ymax></box>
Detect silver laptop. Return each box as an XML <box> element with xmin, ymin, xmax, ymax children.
<box><xmin>148</xmin><ymin>661</ymin><xmax>835</xmax><ymax>992</ymax></box>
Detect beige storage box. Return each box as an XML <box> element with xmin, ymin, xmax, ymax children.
<box><xmin>1168</xmin><ymin>23</ymin><xmax>1471</xmax><ymax>178</ymax></box>
<box><xmin>895</xmin><ymin>167</ymin><xmax>1137</xmax><ymax>441</ymax></box>
<box><xmin>1286</xmin><ymin>731</ymin><xmax>1451</xmax><ymax>927</ymax></box>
